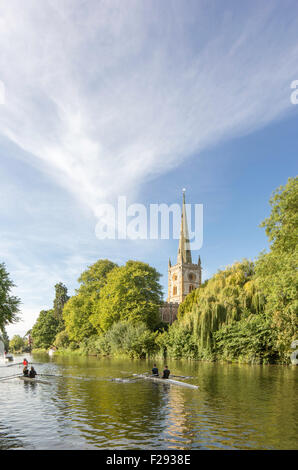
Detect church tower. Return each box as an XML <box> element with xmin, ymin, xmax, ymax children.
<box><xmin>167</xmin><ymin>190</ymin><xmax>202</xmax><ymax>303</ymax></box>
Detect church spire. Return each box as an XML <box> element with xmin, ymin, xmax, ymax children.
<box><xmin>177</xmin><ymin>189</ymin><xmax>192</xmax><ymax>264</ymax></box>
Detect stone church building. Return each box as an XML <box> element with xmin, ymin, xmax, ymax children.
<box><xmin>160</xmin><ymin>191</ymin><xmax>202</xmax><ymax>324</ymax></box>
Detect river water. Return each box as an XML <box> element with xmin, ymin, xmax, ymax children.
<box><xmin>0</xmin><ymin>354</ymin><xmax>297</xmax><ymax>450</ymax></box>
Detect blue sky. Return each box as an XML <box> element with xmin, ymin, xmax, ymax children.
<box><xmin>0</xmin><ymin>0</ymin><xmax>297</xmax><ymax>337</ymax></box>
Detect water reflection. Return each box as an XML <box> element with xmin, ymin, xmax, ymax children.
<box><xmin>0</xmin><ymin>355</ymin><xmax>297</xmax><ymax>449</ymax></box>
<box><xmin>0</xmin><ymin>424</ymin><xmax>25</xmax><ymax>450</ymax></box>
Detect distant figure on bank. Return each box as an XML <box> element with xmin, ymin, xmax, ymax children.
<box><xmin>23</xmin><ymin>358</ymin><xmax>28</xmax><ymax>366</ymax></box>
<box><xmin>23</xmin><ymin>365</ymin><xmax>29</xmax><ymax>377</ymax></box>
<box><xmin>162</xmin><ymin>366</ymin><xmax>170</xmax><ymax>379</ymax></box>
<box><xmin>29</xmin><ymin>366</ymin><xmax>37</xmax><ymax>378</ymax></box>
<box><xmin>152</xmin><ymin>364</ymin><xmax>159</xmax><ymax>376</ymax></box>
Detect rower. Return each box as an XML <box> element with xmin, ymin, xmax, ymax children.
<box><xmin>23</xmin><ymin>358</ymin><xmax>28</xmax><ymax>367</ymax></box>
<box><xmin>152</xmin><ymin>364</ymin><xmax>159</xmax><ymax>376</ymax></box>
<box><xmin>29</xmin><ymin>366</ymin><xmax>37</xmax><ymax>378</ymax></box>
<box><xmin>162</xmin><ymin>366</ymin><xmax>170</xmax><ymax>379</ymax></box>
<box><xmin>23</xmin><ymin>365</ymin><xmax>29</xmax><ymax>377</ymax></box>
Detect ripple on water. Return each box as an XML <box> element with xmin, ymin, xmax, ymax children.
<box><xmin>0</xmin><ymin>357</ymin><xmax>297</xmax><ymax>449</ymax></box>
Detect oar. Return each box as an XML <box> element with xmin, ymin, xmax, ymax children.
<box><xmin>0</xmin><ymin>362</ymin><xmax>23</xmax><ymax>368</ymax></box>
<box><xmin>3</xmin><ymin>362</ymin><xmax>43</xmax><ymax>368</ymax></box>
<box><xmin>120</xmin><ymin>371</ymin><xmax>149</xmax><ymax>379</ymax></box>
<box><xmin>37</xmin><ymin>373</ymin><xmax>63</xmax><ymax>378</ymax></box>
<box><xmin>132</xmin><ymin>373</ymin><xmax>150</xmax><ymax>377</ymax></box>
<box><xmin>145</xmin><ymin>372</ymin><xmax>192</xmax><ymax>379</ymax></box>
<box><xmin>38</xmin><ymin>373</ymin><xmax>110</xmax><ymax>381</ymax></box>
<box><xmin>120</xmin><ymin>371</ymin><xmax>147</xmax><ymax>376</ymax></box>
<box><xmin>137</xmin><ymin>371</ymin><xmax>193</xmax><ymax>379</ymax></box>
<box><xmin>170</xmin><ymin>375</ymin><xmax>193</xmax><ymax>379</ymax></box>
<box><xmin>0</xmin><ymin>374</ymin><xmax>22</xmax><ymax>381</ymax></box>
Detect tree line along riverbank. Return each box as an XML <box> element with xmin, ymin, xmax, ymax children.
<box><xmin>3</xmin><ymin>177</ymin><xmax>297</xmax><ymax>365</ymax></box>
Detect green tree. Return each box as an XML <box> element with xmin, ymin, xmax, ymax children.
<box><xmin>105</xmin><ymin>321</ymin><xmax>159</xmax><ymax>358</ymax></box>
<box><xmin>0</xmin><ymin>263</ymin><xmax>21</xmax><ymax>330</ymax></box>
<box><xmin>54</xmin><ymin>330</ymin><xmax>71</xmax><ymax>349</ymax></box>
<box><xmin>63</xmin><ymin>294</ymin><xmax>96</xmax><ymax>342</ymax></box>
<box><xmin>165</xmin><ymin>260</ymin><xmax>265</xmax><ymax>360</ymax></box>
<box><xmin>255</xmin><ymin>177</ymin><xmax>298</xmax><ymax>361</ymax></box>
<box><xmin>0</xmin><ymin>327</ymin><xmax>10</xmax><ymax>351</ymax></box>
<box><xmin>63</xmin><ymin>259</ymin><xmax>117</xmax><ymax>342</ymax></box>
<box><xmin>163</xmin><ymin>320</ymin><xmax>198</xmax><ymax>359</ymax></box>
<box><xmin>30</xmin><ymin>282</ymin><xmax>70</xmax><ymax>350</ymax></box>
<box><xmin>90</xmin><ymin>260</ymin><xmax>163</xmax><ymax>333</ymax></box>
<box><xmin>260</xmin><ymin>176</ymin><xmax>298</xmax><ymax>253</ymax></box>
<box><xmin>213</xmin><ymin>314</ymin><xmax>279</xmax><ymax>364</ymax></box>
<box><xmin>167</xmin><ymin>178</ymin><xmax>297</xmax><ymax>364</ymax></box>
<box><xmin>31</xmin><ymin>309</ymin><xmax>59</xmax><ymax>349</ymax></box>
<box><xmin>78</xmin><ymin>259</ymin><xmax>118</xmax><ymax>294</ymax></box>
<box><xmin>53</xmin><ymin>282</ymin><xmax>69</xmax><ymax>330</ymax></box>
<box><xmin>9</xmin><ymin>335</ymin><xmax>25</xmax><ymax>353</ymax></box>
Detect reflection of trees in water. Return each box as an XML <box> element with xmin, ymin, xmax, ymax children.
<box><xmin>28</xmin><ymin>356</ymin><xmax>297</xmax><ymax>450</ymax></box>
<box><xmin>183</xmin><ymin>362</ymin><xmax>298</xmax><ymax>449</ymax></box>
<box><xmin>52</xmin><ymin>374</ymin><xmax>203</xmax><ymax>450</ymax></box>
<box><xmin>48</xmin><ymin>377</ymin><xmax>171</xmax><ymax>448</ymax></box>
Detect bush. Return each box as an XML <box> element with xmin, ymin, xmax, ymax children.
<box><xmin>213</xmin><ymin>314</ymin><xmax>280</xmax><ymax>364</ymax></box>
<box><xmin>163</xmin><ymin>321</ymin><xmax>199</xmax><ymax>359</ymax></box>
<box><xmin>9</xmin><ymin>335</ymin><xmax>25</xmax><ymax>353</ymax></box>
<box><xmin>104</xmin><ymin>321</ymin><xmax>159</xmax><ymax>358</ymax></box>
<box><xmin>80</xmin><ymin>335</ymin><xmax>111</xmax><ymax>356</ymax></box>
<box><xmin>54</xmin><ymin>330</ymin><xmax>71</xmax><ymax>349</ymax></box>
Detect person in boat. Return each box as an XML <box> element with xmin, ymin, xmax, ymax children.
<box><xmin>29</xmin><ymin>366</ymin><xmax>37</xmax><ymax>378</ymax></box>
<box><xmin>23</xmin><ymin>358</ymin><xmax>28</xmax><ymax>366</ymax></box>
<box><xmin>23</xmin><ymin>365</ymin><xmax>29</xmax><ymax>377</ymax></box>
<box><xmin>152</xmin><ymin>364</ymin><xmax>159</xmax><ymax>376</ymax></box>
<box><xmin>162</xmin><ymin>366</ymin><xmax>170</xmax><ymax>379</ymax></box>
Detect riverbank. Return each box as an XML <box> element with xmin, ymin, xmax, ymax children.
<box><xmin>32</xmin><ymin>346</ymin><xmax>294</xmax><ymax>365</ymax></box>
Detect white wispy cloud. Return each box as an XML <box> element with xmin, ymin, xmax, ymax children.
<box><xmin>0</xmin><ymin>0</ymin><xmax>297</xmax><ymax>214</ymax></box>
<box><xmin>1</xmin><ymin>0</ymin><xmax>298</xmax><ymax>336</ymax></box>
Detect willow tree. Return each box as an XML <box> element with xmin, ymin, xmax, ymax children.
<box><xmin>166</xmin><ymin>178</ymin><xmax>297</xmax><ymax>363</ymax></box>
<box><xmin>166</xmin><ymin>260</ymin><xmax>265</xmax><ymax>359</ymax></box>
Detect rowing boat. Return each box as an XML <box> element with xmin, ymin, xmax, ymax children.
<box><xmin>135</xmin><ymin>374</ymin><xmax>198</xmax><ymax>389</ymax></box>
<box><xmin>19</xmin><ymin>376</ymin><xmax>51</xmax><ymax>385</ymax></box>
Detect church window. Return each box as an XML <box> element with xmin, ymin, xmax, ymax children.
<box><xmin>173</xmin><ymin>286</ymin><xmax>177</xmax><ymax>295</ymax></box>
<box><xmin>189</xmin><ymin>285</ymin><xmax>194</xmax><ymax>293</ymax></box>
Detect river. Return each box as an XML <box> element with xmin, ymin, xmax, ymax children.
<box><xmin>0</xmin><ymin>355</ymin><xmax>297</xmax><ymax>450</ymax></box>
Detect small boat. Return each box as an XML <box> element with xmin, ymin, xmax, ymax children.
<box><xmin>4</xmin><ymin>354</ymin><xmax>14</xmax><ymax>362</ymax></box>
<box><xmin>135</xmin><ymin>374</ymin><xmax>199</xmax><ymax>389</ymax></box>
<box><xmin>19</xmin><ymin>376</ymin><xmax>51</xmax><ymax>385</ymax></box>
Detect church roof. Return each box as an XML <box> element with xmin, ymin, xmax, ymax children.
<box><xmin>177</xmin><ymin>190</ymin><xmax>192</xmax><ymax>264</ymax></box>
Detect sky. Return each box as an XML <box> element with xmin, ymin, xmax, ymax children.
<box><xmin>0</xmin><ymin>0</ymin><xmax>297</xmax><ymax>337</ymax></box>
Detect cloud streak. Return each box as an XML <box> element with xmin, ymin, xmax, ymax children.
<box><xmin>0</xmin><ymin>0</ymin><xmax>297</xmax><ymax>215</ymax></box>
<box><xmin>1</xmin><ymin>0</ymin><xmax>298</xmax><ymax>336</ymax></box>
